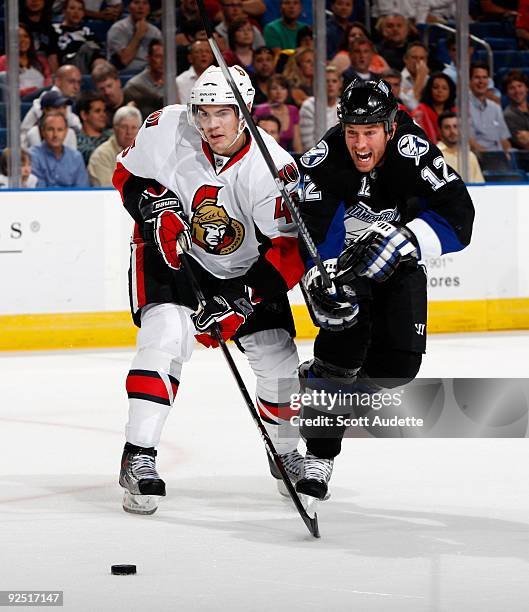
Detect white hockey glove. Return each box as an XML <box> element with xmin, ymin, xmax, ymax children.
<box><xmin>336</xmin><ymin>221</ymin><xmax>419</xmax><ymax>284</ymax></box>
<box><xmin>301</xmin><ymin>259</ymin><xmax>359</xmax><ymax>331</ymax></box>
<box><xmin>139</xmin><ymin>185</ymin><xmax>192</xmax><ymax>270</ymax></box>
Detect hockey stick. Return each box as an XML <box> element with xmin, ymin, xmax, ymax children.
<box><xmin>195</xmin><ymin>0</ymin><xmax>331</xmax><ymax>290</ymax></box>
<box><xmin>180</xmin><ymin>255</ymin><xmax>320</xmax><ymax>538</ymax></box>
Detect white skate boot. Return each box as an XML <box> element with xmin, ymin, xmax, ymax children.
<box><xmin>268</xmin><ymin>449</ymin><xmax>305</xmax><ymax>497</ymax></box>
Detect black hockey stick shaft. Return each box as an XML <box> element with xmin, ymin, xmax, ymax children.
<box><xmin>195</xmin><ymin>0</ymin><xmax>331</xmax><ymax>290</ymax></box>
<box><xmin>180</xmin><ymin>255</ymin><xmax>320</xmax><ymax>538</ymax></box>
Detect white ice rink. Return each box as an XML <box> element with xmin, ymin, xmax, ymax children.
<box><xmin>2</xmin><ymin>332</ymin><xmax>529</xmax><ymax>612</ymax></box>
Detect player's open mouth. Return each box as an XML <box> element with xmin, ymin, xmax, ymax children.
<box><xmin>355</xmin><ymin>151</ymin><xmax>372</xmax><ymax>163</ymax></box>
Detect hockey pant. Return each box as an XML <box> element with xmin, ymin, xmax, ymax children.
<box><xmin>125</xmin><ymin>302</ymin><xmax>300</xmax><ymax>453</ymax></box>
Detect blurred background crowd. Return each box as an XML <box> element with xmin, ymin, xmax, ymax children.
<box><xmin>1</xmin><ymin>0</ymin><xmax>529</xmax><ymax>188</ymax></box>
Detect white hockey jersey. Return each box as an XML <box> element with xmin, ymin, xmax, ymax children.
<box><xmin>116</xmin><ymin>105</ymin><xmax>301</xmax><ymax>281</ymax></box>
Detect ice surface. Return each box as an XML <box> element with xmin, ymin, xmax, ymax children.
<box><xmin>1</xmin><ymin>333</ymin><xmax>529</xmax><ymax>611</ymax></box>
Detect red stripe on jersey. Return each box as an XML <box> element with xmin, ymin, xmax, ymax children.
<box><xmin>258</xmin><ymin>397</ymin><xmax>298</xmax><ymax>421</ymax></box>
<box><xmin>221</xmin><ymin>135</ymin><xmax>252</xmax><ymax>173</ymax></box>
<box><xmin>132</xmin><ymin>223</ymin><xmax>146</xmax><ymax>310</ymax></box>
<box><xmin>112</xmin><ymin>162</ymin><xmax>131</xmax><ymax>203</ymax></box>
<box><xmin>264</xmin><ymin>236</ymin><xmax>304</xmax><ymax>290</ymax></box>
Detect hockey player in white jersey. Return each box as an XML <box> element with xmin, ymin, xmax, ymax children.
<box><xmin>113</xmin><ymin>65</ymin><xmax>304</xmax><ymax>514</ymax></box>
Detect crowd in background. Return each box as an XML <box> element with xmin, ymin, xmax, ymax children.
<box><xmin>1</xmin><ymin>0</ymin><xmax>529</xmax><ymax>188</ymax></box>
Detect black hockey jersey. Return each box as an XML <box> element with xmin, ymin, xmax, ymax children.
<box><xmin>298</xmin><ymin>112</ymin><xmax>475</xmax><ymax>267</ymax></box>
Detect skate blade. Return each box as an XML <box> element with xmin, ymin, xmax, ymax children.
<box><xmin>122</xmin><ymin>491</ymin><xmax>160</xmax><ymax>515</ymax></box>
<box><xmin>277</xmin><ymin>479</ymin><xmax>291</xmax><ymax>498</ymax></box>
<box><xmin>299</xmin><ymin>493</ymin><xmax>320</xmax><ymax>518</ymax></box>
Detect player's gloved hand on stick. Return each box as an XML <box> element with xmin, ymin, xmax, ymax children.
<box><xmin>336</xmin><ymin>220</ymin><xmax>419</xmax><ymax>284</ymax></box>
<box><xmin>192</xmin><ymin>283</ymin><xmax>254</xmax><ymax>348</ymax></box>
<box><xmin>301</xmin><ymin>259</ymin><xmax>359</xmax><ymax>331</ymax></box>
<box><xmin>139</xmin><ymin>185</ymin><xmax>192</xmax><ymax>270</ymax></box>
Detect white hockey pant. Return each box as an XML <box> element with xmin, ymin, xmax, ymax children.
<box><xmin>125</xmin><ymin>303</ymin><xmax>300</xmax><ymax>453</ymax></box>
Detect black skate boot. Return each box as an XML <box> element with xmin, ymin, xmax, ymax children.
<box><xmin>268</xmin><ymin>449</ymin><xmax>304</xmax><ymax>497</ymax></box>
<box><xmin>296</xmin><ymin>452</ymin><xmax>333</xmax><ymax>501</ymax></box>
<box><xmin>119</xmin><ymin>442</ymin><xmax>166</xmax><ymax>515</ymax></box>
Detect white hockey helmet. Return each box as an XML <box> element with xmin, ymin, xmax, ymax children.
<box><xmin>187</xmin><ymin>65</ymin><xmax>255</xmax><ymax>141</ymax></box>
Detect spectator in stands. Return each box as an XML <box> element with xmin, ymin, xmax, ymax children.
<box><xmin>21</xmin><ymin>64</ymin><xmax>82</xmax><ymax>137</ymax></box>
<box><xmin>256</xmin><ymin>114</ymin><xmax>281</xmax><ymax>142</ymax></box>
<box><xmin>296</xmin><ymin>25</ymin><xmax>313</xmax><ymax>49</ymax></box>
<box><xmin>264</xmin><ymin>0</ymin><xmax>309</xmax><ymax>52</ymax></box>
<box><xmin>326</xmin><ymin>0</ymin><xmax>354</xmax><ymax>60</ymax></box>
<box><xmin>253</xmin><ymin>74</ymin><xmax>302</xmax><ymax>152</ymax></box>
<box><xmin>299</xmin><ymin>65</ymin><xmax>343</xmax><ymax>150</ymax></box>
<box><xmin>516</xmin><ymin>0</ymin><xmax>529</xmax><ymax>49</ymax></box>
<box><xmin>53</xmin><ymin>0</ymin><xmax>104</xmax><ymax>73</ymax></box>
<box><xmin>30</xmin><ymin>112</ymin><xmax>89</xmax><ymax>187</ymax></box>
<box><xmin>380</xmin><ymin>67</ymin><xmax>410</xmax><ymax>112</ymax></box>
<box><xmin>123</xmin><ymin>39</ymin><xmax>164</xmax><ymax>118</ymax></box>
<box><xmin>412</xmin><ymin>72</ymin><xmax>456</xmax><ymax>142</ymax></box>
<box><xmin>503</xmin><ymin>70</ymin><xmax>529</xmax><ymax>150</ymax></box>
<box><xmin>77</xmin><ymin>92</ymin><xmax>112</xmax><ymax>163</ymax></box>
<box><xmin>24</xmin><ymin>90</ymin><xmax>78</xmax><ymax>149</ymax></box>
<box><xmin>479</xmin><ymin>0</ymin><xmax>519</xmax><ymax>20</ymax></box>
<box><xmin>376</xmin><ymin>14</ymin><xmax>413</xmax><ymax>71</ymax></box>
<box><xmin>223</xmin><ymin>19</ymin><xmax>255</xmax><ymax>73</ymax></box>
<box><xmin>91</xmin><ymin>61</ymin><xmax>127</xmax><ymax>126</ymax></box>
<box><xmin>251</xmin><ymin>47</ymin><xmax>277</xmax><ymax>105</ymax></box>
<box><xmin>106</xmin><ymin>0</ymin><xmax>162</xmax><ymax>73</ymax></box>
<box><xmin>342</xmin><ymin>37</ymin><xmax>382</xmax><ymax>89</ymax></box>
<box><xmin>425</xmin><ymin>0</ymin><xmax>456</xmax><ymax>22</ymax></box>
<box><xmin>372</xmin><ymin>1</ymin><xmax>430</xmax><ymax>24</ymax></box>
<box><xmin>20</xmin><ymin>0</ymin><xmax>60</xmax><ymax>75</ymax></box>
<box><xmin>331</xmin><ymin>22</ymin><xmax>389</xmax><ymax>75</ymax></box>
<box><xmin>400</xmin><ymin>41</ymin><xmax>429</xmax><ymax>112</ymax></box>
<box><xmin>0</xmin><ymin>24</ymin><xmax>51</xmax><ymax>99</ymax></box>
<box><xmin>469</xmin><ymin>61</ymin><xmax>512</xmax><ymax>155</ymax></box>
<box><xmin>282</xmin><ymin>46</ymin><xmax>313</xmax><ymax>107</ymax></box>
<box><xmin>0</xmin><ymin>148</ymin><xmax>38</xmax><ymax>189</ymax></box>
<box><xmin>175</xmin><ymin>40</ymin><xmax>215</xmax><ymax>104</ymax></box>
<box><xmin>437</xmin><ymin>112</ymin><xmax>484</xmax><ymax>182</ymax></box>
<box><xmin>215</xmin><ymin>0</ymin><xmax>265</xmax><ymax>50</ymax></box>
<box><xmin>83</xmin><ymin>0</ymin><xmax>122</xmax><ymax>21</ymax></box>
<box><xmin>88</xmin><ymin>106</ymin><xmax>141</xmax><ymax>186</ymax></box>
<box><xmin>175</xmin><ymin>0</ymin><xmax>220</xmax><ymax>46</ymax></box>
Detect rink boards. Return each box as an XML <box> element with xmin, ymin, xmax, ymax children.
<box><xmin>0</xmin><ymin>185</ymin><xmax>528</xmax><ymax>350</ymax></box>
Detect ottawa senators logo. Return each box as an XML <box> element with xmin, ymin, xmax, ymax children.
<box><xmin>190</xmin><ymin>185</ymin><xmax>245</xmax><ymax>255</ymax></box>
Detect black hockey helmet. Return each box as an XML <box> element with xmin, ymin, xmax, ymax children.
<box><xmin>337</xmin><ymin>79</ymin><xmax>398</xmax><ymax>133</ymax></box>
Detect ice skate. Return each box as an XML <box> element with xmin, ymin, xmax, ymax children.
<box><xmin>296</xmin><ymin>452</ymin><xmax>333</xmax><ymax>502</ymax></box>
<box><xmin>268</xmin><ymin>449</ymin><xmax>304</xmax><ymax>497</ymax></box>
<box><xmin>119</xmin><ymin>442</ymin><xmax>166</xmax><ymax>515</ymax></box>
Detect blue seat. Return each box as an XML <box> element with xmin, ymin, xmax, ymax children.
<box><xmin>487</xmin><ymin>37</ymin><xmax>518</xmax><ymax>51</ymax></box>
<box><xmin>483</xmin><ymin>170</ymin><xmax>527</xmax><ymax>183</ymax></box>
<box><xmin>85</xmin><ymin>19</ymin><xmax>113</xmax><ymax>44</ymax></box>
<box><xmin>0</xmin><ymin>128</ymin><xmax>6</xmax><ymax>149</ymax></box>
<box><xmin>81</xmin><ymin>74</ymin><xmax>95</xmax><ymax>92</ymax></box>
<box><xmin>21</xmin><ymin>102</ymin><xmax>33</xmax><ymax>120</ymax></box>
<box><xmin>0</xmin><ymin>102</ymin><xmax>5</xmax><ymax>127</ymax></box>
<box><xmin>470</xmin><ymin>22</ymin><xmax>510</xmax><ymax>39</ymax></box>
<box><xmin>476</xmin><ymin>50</ymin><xmax>529</xmax><ymax>71</ymax></box>
<box><xmin>512</xmin><ymin>151</ymin><xmax>529</xmax><ymax>173</ymax></box>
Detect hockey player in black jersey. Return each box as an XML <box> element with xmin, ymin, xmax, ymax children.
<box><xmin>296</xmin><ymin>79</ymin><xmax>475</xmax><ymax>500</ymax></box>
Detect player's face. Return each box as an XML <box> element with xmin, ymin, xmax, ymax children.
<box><xmin>431</xmin><ymin>77</ymin><xmax>450</xmax><ymax>104</ymax></box>
<box><xmin>440</xmin><ymin>117</ymin><xmax>458</xmax><ymax>146</ymax></box>
<box><xmin>344</xmin><ymin>123</ymin><xmax>393</xmax><ymax>173</ymax></box>
<box><xmin>506</xmin><ymin>79</ymin><xmax>529</xmax><ymax>105</ymax></box>
<box><xmin>198</xmin><ymin>105</ymin><xmax>242</xmax><ymax>155</ymax></box>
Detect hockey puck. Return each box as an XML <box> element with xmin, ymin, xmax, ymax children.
<box><xmin>111</xmin><ymin>564</ymin><xmax>137</xmax><ymax>575</ymax></box>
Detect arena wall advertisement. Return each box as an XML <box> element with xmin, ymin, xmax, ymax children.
<box><xmin>0</xmin><ymin>185</ymin><xmax>528</xmax><ymax>349</ymax></box>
